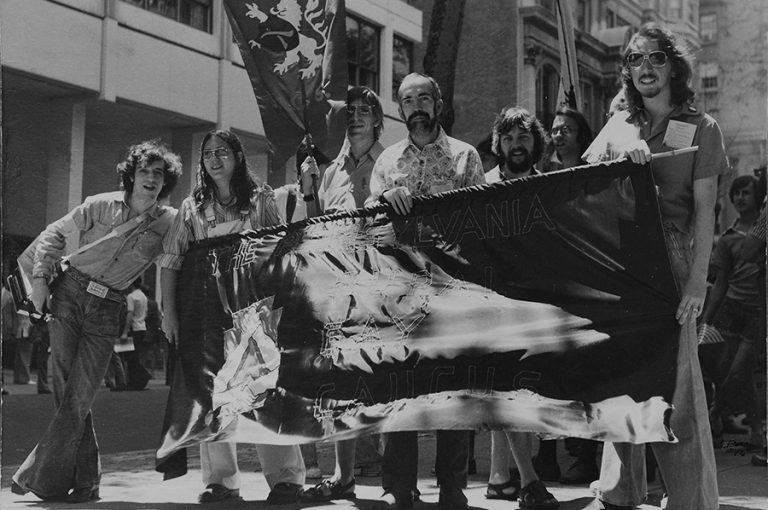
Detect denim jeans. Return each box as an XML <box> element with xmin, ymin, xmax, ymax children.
<box><xmin>598</xmin><ymin>227</ymin><xmax>718</xmax><ymax>510</ymax></box>
<box><xmin>12</xmin><ymin>272</ymin><xmax>126</xmax><ymax>499</ymax></box>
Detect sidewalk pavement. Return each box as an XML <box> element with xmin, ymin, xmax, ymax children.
<box><xmin>2</xmin><ymin>377</ymin><xmax>766</xmax><ymax>509</ymax></box>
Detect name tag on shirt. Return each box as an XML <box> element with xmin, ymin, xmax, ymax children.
<box><xmin>663</xmin><ymin>120</ymin><xmax>697</xmax><ymax>149</ymax></box>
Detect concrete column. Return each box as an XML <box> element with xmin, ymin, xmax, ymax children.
<box><xmin>45</xmin><ymin>102</ymin><xmax>86</xmax><ymax>224</ymax></box>
<box><xmin>519</xmin><ymin>40</ymin><xmax>540</xmax><ymax>113</ymax></box>
<box><xmin>381</xmin><ymin>24</ymin><xmax>395</xmax><ymax>107</ymax></box>
<box><xmin>100</xmin><ymin>1</ymin><xmax>119</xmax><ymax>102</ymax></box>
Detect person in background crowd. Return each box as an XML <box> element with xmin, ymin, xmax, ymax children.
<box><xmin>367</xmin><ymin>72</ymin><xmax>483</xmax><ymax>510</ymax></box>
<box><xmin>121</xmin><ymin>278</ymin><xmax>151</xmax><ymax>390</ymax></box>
<box><xmin>30</xmin><ymin>320</ymin><xmax>51</xmax><ymax>394</ymax></box>
<box><xmin>700</xmin><ymin>175</ymin><xmax>765</xmax><ymax>448</ymax></box>
<box><xmin>1</xmin><ymin>280</ymin><xmax>17</xmax><ymax>395</ymax></box>
<box><xmin>13</xmin><ymin>311</ymin><xmax>33</xmax><ymax>385</ymax></box>
<box><xmin>535</xmin><ymin>106</ymin><xmax>600</xmax><ymax>486</ymax></box>
<box><xmin>740</xmin><ymin>169</ymin><xmax>767</xmax><ymax>467</ymax></box>
<box><xmin>298</xmin><ymin>85</ymin><xmax>386</xmax><ymax>503</ymax></box>
<box><xmin>581</xmin><ymin>22</ymin><xmax>729</xmax><ymax>510</ymax></box>
<box><xmin>476</xmin><ymin>134</ymin><xmax>500</xmax><ymax>173</ymax></box>
<box><xmin>12</xmin><ymin>140</ymin><xmax>182</xmax><ymax>503</ymax></box>
<box><xmin>160</xmin><ymin>129</ymin><xmax>306</xmax><ymax>505</ymax></box>
<box><xmin>483</xmin><ymin>106</ymin><xmax>559</xmax><ymax>510</ymax></box>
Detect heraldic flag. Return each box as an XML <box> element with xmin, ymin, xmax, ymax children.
<box><xmin>156</xmin><ymin>160</ymin><xmax>680</xmax><ymax>478</ymax></box>
<box><xmin>224</xmin><ymin>0</ymin><xmax>348</xmax><ymax>168</ymax></box>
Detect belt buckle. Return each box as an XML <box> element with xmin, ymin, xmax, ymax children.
<box><xmin>86</xmin><ymin>281</ymin><xmax>109</xmax><ymax>299</ymax></box>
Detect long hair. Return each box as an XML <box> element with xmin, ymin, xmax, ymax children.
<box><xmin>554</xmin><ymin>106</ymin><xmax>594</xmax><ymax>154</ymax></box>
<box><xmin>193</xmin><ymin>130</ymin><xmax>256</xmax><ymax>211</ymax></box>
<box><xmin>491</xmin><ymin>106</ymin><xmax>548</xmax><ymax>162</ymax></box>
<box><xmin>621</xmin><ymin>23</ymin><xmax>695</xmax><ymax>110</ymax></box>
<box><xmin>117</xmin><ymin>140</ymin><xmax>182</xmax><ymax>200</ymax></box>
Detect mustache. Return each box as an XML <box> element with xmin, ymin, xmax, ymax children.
<box><xmin>406</xmin><ymin>110</ymin><xmax>438</xmax><ymax>132</ymax></box>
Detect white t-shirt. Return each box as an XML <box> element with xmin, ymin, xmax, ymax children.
<box><xmin>126</xmin><ymin>288</ymin><xmax>148</xmax><ymax>332</ymax></box>
<box><xmin>273</xmin><ymin>184</ymin><xmax>307</xmax><ymax>223</ymax></box>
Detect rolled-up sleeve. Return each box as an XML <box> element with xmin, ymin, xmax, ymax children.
<box><xmin>32</xmin><ymin>200</ymin><xmax>93</xmax><ymax>279</ymax></box>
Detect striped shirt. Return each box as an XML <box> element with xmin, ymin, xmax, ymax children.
<box><xmin>158</xmin><ymin>186</ymin><xmax>282</xmax><ymax>270</ymax></box>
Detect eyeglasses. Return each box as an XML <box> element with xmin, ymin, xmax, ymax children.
<box><xmin>626</xmin><ymin>51</ymin><xmax>668</xmax><ymax>68</ymax></box>
<box><xmin>551</xmin><ymin>125</ymin><xmax>574</xmax><ymax>136</ymax></box>
<box><xmin>346</xmin><ymin>105</ymin><xmax>373</xmax><ymax>116</ymax></box>
<box><xmin>202</xmin><ymin>148</ymin><xmax>230</xmax><ymax>160</ymax></box>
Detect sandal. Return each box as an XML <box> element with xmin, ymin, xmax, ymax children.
<box><xmin>485</xmin><ymin>479</ymin><xmax>519</xmax><ymax>500</ymax></box>
<box><xmin>299</xmin><ymin>478</ymin><xmax>356</xmax><ymax>502</ymax></box>
<box><xmin>518</xmin><ymin>480</ymin><xmax>559</xmax><ymax>510</ymax></box>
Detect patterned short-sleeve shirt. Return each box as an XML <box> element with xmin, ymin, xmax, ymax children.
<box><xmin>368</xmin><ymin>128</ymin><xmax>485</xmax><ymax>202</ymax></box>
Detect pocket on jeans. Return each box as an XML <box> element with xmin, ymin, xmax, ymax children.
<box><xmin>93</xmin><ymin>300</ymin><xmax>125</xmax><ymax>337</ymax></box>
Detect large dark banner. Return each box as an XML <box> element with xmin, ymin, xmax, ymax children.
<box><xmin>223</xmin><ymin>0</ymin><xmax>348</xmax><ymax>168</ymax></box>
<box><xmin>156</xmin><ymin>161</ymin><xmax>680</xmax><ymax>476</ymax></box>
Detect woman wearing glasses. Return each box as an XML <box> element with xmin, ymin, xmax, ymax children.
<box><xmin>159</xmin><ymin>129</ymin><xmax>305</xmax><ymax>504</ymax></box>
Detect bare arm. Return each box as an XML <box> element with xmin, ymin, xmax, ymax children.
<box><xmin>678</xmin><ymin>175</ymin><xmax>718</xmax><ymax>325</ymax></box>
<box><xmin>161</xmin><ymin>267</ymin><xmax>179</xmax><ymax>347</ymax></box>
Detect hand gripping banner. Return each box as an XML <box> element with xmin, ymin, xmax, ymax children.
<box><xmin>223</xmin><ymin>0</ymin><xmax>348</xmax><ymax>168</ymax></box>
<box><xmin>156</xmin><ymin>160</ymin><xmax>680</xmax><ymax>478</ymax></box>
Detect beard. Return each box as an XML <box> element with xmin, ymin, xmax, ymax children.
<box><xmin>406</xmin><ymin>110</ymin><xmax>439</xmax><ymax>134</ymax></box>
<box><xmin>504</xmin><ymin>148</ymin><xmax>534</xmax><ymax>175</ymax></box>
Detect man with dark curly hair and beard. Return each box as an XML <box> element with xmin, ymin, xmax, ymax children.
<box><xmin>12</xmin><ymin>140</ymin><xmax>181</xmax><ymax>504</ymax></box>
<box><xmin>582</xmin><ymin>22</ymin><xmax>730</xmax><ymax>510</ymax></box>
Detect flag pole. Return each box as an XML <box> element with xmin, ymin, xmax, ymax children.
<box><xmin>300</xmin><ymin>82</ymin><xmax>321</xmax><ymax>205</ymax></box>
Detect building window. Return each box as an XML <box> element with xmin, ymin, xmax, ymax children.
<box><xmin>347</xmin><ymin>15</ymin><xmax>380</xmax><ymax>93</ymax></box>
<box><xmin>392</xmin><ymin>36</ymin><xmax>414</xmax><ymax>100</ymax></box>
<box><xmin>121</xmin><ymin>0</ymin><xmax>212</xmax><ymax>32</ymax></box>
<box><xmin>700</xmin><ymin>13</ymin><xmax>717</xmax><ymax>42</ymax></box>
<box><xmin>536</xmin><ymin>64</ymin><xmax>558</xmax><ymax>130</ymax></box>
<box><xmin>606</xmin><ymin>8</ymin><xmax>615</xmax><ymax>28</ymax></box>
<box><xmin>700</xmin><ymin>62</ymin><xmax>719</xmax><ymax>90</ymax></box>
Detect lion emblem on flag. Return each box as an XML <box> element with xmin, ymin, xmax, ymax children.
<box><xmin>245</xmin><ymin>0</ymin><xmax>329</xmax><ymax>79</ymax></box>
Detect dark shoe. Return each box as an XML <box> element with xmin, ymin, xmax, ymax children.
<box><xmin>300</xmin><ymin>478</ymin><xmax>355</xmax><ymax>502</ymax></box>
<box><xmin>65</xmin><ymin>487</ymin><xmax>100</xmax><ymax>503</ymax></box>
<box><xmin>199</xmin><ymin>484</ymin><xmax>241</xmax><ymax>503</ymax></box>
<box><xmin>438</xmin><ymin>489</ymin><xmax>467</xmax><ymax>510</ymax></box>
<box><xmin>37</xmin><ymin>388</ymin><xmax>52</xmax><ymax>394</ymax></box>
<box><xmin>518</xmin><ymin>480</ymin><xmax>559</xmax><ymax>510</ymax></box>
<box><xmin>267</xmin><ymin>482</ymin><xmax>302</xmax><ymax>505</ymax></box>
<box><xmin>580</xmin><ymin>498</ymin><xmax>632</xmax><ymax>510</ymax></box>
<box><xmin>11</xmin><ymin>481</ymin><xmax>27</xmax><ymax>495</ymax></box>
<box><xmin>373</xmin><ymin>491</ymin><xmax>414</xmax><ymax>510</ymax></box>
<box><xmin>485</xmin><ymin>479</ymin><xmax>519</xmax><ymax>500</ymax></box>
<box><xmin>532</xmin><ymin>455</ymin><xmax>561</xmax><ymax>482</ymax></box>
<box><xmin>559</xmin><ymin>459</ymin><xmax>599</xmax><ymax>485</ymax></box>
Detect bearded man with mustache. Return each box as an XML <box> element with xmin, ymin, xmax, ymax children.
<box><xmin>366</xmin><ymin>73</ymin><xmax>485</xmax><ymax>510</ymax></box>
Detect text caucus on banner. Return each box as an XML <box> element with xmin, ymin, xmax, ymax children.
<box><xmin>156</xmin><ymin>160</ymin><xmax>680</xmax><ymax>479</ymax></box>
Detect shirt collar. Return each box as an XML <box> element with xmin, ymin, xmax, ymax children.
<box><xmin>406</xmin><ymin>126</ymin><xmax>451</xmax><ymax>154</ymax></box>
<box><xmin>339</xmin><ymin>139</ymin><xmax>385</xmax><ymax>166</ymax></box>
<box><xmin>121</xmin><ymin>191</ymin><xmax>163</xmax><ymax>219</ymax></box>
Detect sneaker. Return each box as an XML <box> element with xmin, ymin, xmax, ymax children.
<box><xmin>518</xmin><ymin>480</ymin><xmax>559</xmax><ymax>510</ymax></box>
<box><xmin>559</xmin><ymin>460</ymin><xmax>599</xmax><ymax>485</ymax></box>
<box><xmin>198</xmin><ymin>484</ymin><xmax>241</xmax><ymax>503</ymax></box>
<box><xmin>267</xmin><ymin>482</ymin><xmax>302</xmax><ymax>505</ymax></box>
<box><xmin>299</xmin><ymin>478</ymin><xmax>355</xmax><ymax>502</ymax></box>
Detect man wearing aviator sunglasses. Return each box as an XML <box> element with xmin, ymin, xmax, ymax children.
<box><xmin>300</xmin><ymin>86</ymin><xmax>385</xmax><ymax>218</ymax></box>
<box><xmin>582</xmin><ymin>23</ymin><xmax>729</xmax><ymax>510</ymax></box>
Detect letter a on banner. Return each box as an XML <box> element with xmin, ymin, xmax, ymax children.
<box><xmin>223</xmin><ymin>0</ymin><xmax>348</xmax><ymax>169</ymax></box>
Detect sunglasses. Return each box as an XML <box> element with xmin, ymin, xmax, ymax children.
<box><xmin>202</xmin><ymin>148</ymin><xmax>231</xmax><ymax>160</ymax></box>
<box><xmin>346</xmin><ymin>105</ymin><xmax>373</xmax><ymax>116</ymax></box>
<box><xmin>626</xmin><ymin>51</ymin><xmax>668</xmax><ymax>68</ymax></box>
